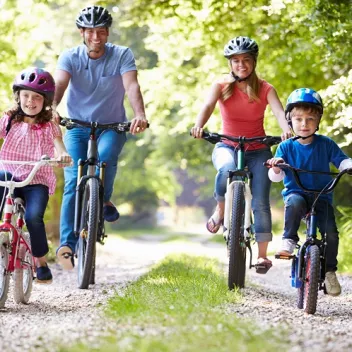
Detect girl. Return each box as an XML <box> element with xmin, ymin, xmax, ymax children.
<box><xmin>0</xmin><ymin>67</ymin><xmax>71</xmax><ymax>283</ymax></box>
<box><xmin>191</xmin><ymin>36</ymin><xmax>291</xmax><ymax>273</ymax></box>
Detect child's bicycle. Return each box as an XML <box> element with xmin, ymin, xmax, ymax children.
<box><xmin>60</xmin><ymin>118</ymin><xmax>146</xmax><ymax>289</ymax></box>
<box><xmin>196</xmin><ymin>131</ymin><xmax>281</xmax><ymax>289</ymax></box>
<box><xmin>0</xmin><ymin>156</ymin><xmax>67</xmax><ymax>308</ymax></box>
<box><xmin>268</xmin><ymin>162</ymin><xmax>352</xmax><ymax>314</ymax></box>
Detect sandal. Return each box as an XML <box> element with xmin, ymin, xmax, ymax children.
<box><xmin>206</xmin><ymin>214</ymin><xmax>223</xmax><ymax>234</ymax></box>
<box><xmin>255</xmin><ymin>257</ymin><xmax>272</xmax><ymax>274</ymax></box>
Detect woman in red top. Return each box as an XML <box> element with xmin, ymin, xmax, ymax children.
<box><xmin>191</xmin><ymin>36</ymin><xmax>291</xmax><ymax>272</ymax></box>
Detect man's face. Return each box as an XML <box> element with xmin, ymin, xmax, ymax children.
<box><xmin>80</xmin><ymin>27</ymin><xmax>109</xmax><ymax>56</ymax></box>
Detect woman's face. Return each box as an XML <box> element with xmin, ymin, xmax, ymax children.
<box><xmin>229</xmin><ymin>53</ymin><xmax>255</xmax><ymax>79</ymax></box>
<box><xmin>19</xmin><ymin>89</ymin><xmax>44</xmax><ymax>116</ymax></box>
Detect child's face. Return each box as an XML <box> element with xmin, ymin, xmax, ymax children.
<box><xmin>291</xmin><ymin>109</ymin><xmax>320</xmax><ymax>139</ymax></box>
<box><xmin>19</xmin><ymin>89</ymin><xmax>44</xmax><ymax>116</ymax></box>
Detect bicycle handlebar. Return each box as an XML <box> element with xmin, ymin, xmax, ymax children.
<box><xmin>264</xmin><ymin>162</ymin><xmax>352</xmax><ymax>194</ymax></box>
<box><xmin>193</xmin><ymin>131</ymin><xmax>282</xmax><ymax>147</ymax></box>
<box><xmin>0</xmin><ymin>156</ymin><xmax>71</xmax><ymax>189</ymax></box>
<box><xmin>60</xmin><ymin>118</ymin><xmax>150</xmax><ymax>132</ymax></box>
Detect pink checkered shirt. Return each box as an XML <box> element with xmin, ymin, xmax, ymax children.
<box><xmin>0</xmin><ymin>114</ymin><xmax>62</xmax><ymax>195</ymax></box>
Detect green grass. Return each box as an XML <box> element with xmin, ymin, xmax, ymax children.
<box><xmin>60</xmin><ymin>255</ymin><xmax>286</xmax><ymax>352</ymax></box>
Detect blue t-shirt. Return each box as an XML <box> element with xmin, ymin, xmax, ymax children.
<box><xmin>57</xmin><ymin>43</ymin><xmax>136</xmax><ymax>123</ymax></box>
<box><xmin>275</xmin><ymin>135</ymin><xmax>349</xmax><ymax>203</ymax></box>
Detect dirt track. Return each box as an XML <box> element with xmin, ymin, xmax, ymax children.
<box><xmin>0</xmin><ymin>233</ymin><xmax>351</xmax><ymax>352</ymax></box>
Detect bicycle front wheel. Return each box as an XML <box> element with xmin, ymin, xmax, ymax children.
<box><xmin>77</xmin><ymin>178</ymin><xmax>99</xmax><ymax>289</ymax></box>
<box><xmin>228</xmin><ymin>182</ymin><xmax>246</xmax><ymax>290</ymax></box>
<box><xmin>0</xmin><ymin>243</ymin><xmax>10</xmax><ymax>308</ymax></box>
<box><xmin>298</xmin><ymin>245</ymin><xmax>320</xmax><ymax>314</ymax></box>
<box><xmin>13</xmin><ymin>242</ymin><xmax>34</xmax><ymax>304</ymax></box>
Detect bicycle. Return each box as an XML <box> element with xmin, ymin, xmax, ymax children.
<box><xmin>195</xmin><ymin>131</ymin><xmax>281</xmax><ymax>289</ymax></box>
<box><xmin>0</xmin><ymin>156</ymin><xmax>66</xmax><ymax>308</ymax></box>
<box><xmin>268</xmin><ymin>162</ymin><xmax>352</xmax><ymax>314</ymax></box>
<box><xmin>60</xmin><ymin>118</ymin><xmax>140</xmax><ymax>289</ymax></box>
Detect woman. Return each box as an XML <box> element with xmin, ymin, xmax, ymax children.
<box><xmin>191</xmin><ymin>36</ymin><xmax>291</xmax><ymax>273</ymax></box>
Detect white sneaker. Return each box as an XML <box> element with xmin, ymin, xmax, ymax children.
<box><xmin>325</xmin><ymin>271</ymin><xmax>341</xmax><ymax>296</ymax></box>
<box><xmin>277</xmin><ymin>238</ymin><xmax>297</xmax><ymax>255</ymax></box>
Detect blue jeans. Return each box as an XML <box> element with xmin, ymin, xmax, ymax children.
<box><xmin>283</xmin><ymin>193</ymin><xmax>339</xmax><ymax>271</ymax></box>
<box><xmin>59</xmin><ymin>127</ymin><xmax>126</xmax><ymax>253</ymax></box>
<box><xmin>212</xmin><ymin>143</ymin><xmax>273</xmax><ymax>242</ymax></box>
<box><xmin>0</xmin><ymin>172</ymin><xmax>49</xmax><ymax>258</ymax></box>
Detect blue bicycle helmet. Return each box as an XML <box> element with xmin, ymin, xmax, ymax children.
<box><xmin>285</xmin><ymin>88</ymin><xmax>323</xmax><ymax>115</ymax></box>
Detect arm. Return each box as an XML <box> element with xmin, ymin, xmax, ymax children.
<box><xmin>191</xmin><ymin>83</ymin><xmax>222</xmax><ymax>138</ymax></box>
<box><xmin>53</xmin><ymin>69</ymin><xmax>71</xmax><ymax>123</ymax></box>
<box><xmin>267</xmin><ymin>88</ymin><xmax>292</xmax><ymax>140</ymax></box>
<box><xmin>53</xmin><ymin>137</ymin><xmax>72</xmax><ymax>164</ymax></box>
<box><xmin>122</xmin><ymin>70</ymin><xmax>148</xmax><ymax>135</ymax></box>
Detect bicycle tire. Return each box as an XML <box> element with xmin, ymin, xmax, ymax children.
<box><xmin>303</xmin><ymin>245</ymin><xmax>320</xmax><ymax>314</ymax></box>
<box><xmin>0</xmin><ymin>243</ymin><xmax>10</xmax><ymax>308</ymax></box>
<box><xmin>228</xmin><ymin>182</ymin><xmax>246</xmax><ymax>289</ymax></box>
<box><xmin>13</xmin><ymin>245</ymin><xmax>33</xmax><ymax>304</ymax></box>
<box><xmin>77</xmin><ymin>178</ymin><xmax>99</xmax><ymax>289</ymax></box>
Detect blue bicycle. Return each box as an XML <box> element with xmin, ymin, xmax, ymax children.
<box><xmin>271</xmin><ymin>163</ymin><xmax>352</xmax><ymax>314</ymax></box>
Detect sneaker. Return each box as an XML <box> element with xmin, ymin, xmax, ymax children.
<box><xmin>277</xmin><ymin>238</ymin><xmax>297</xmax><ymax>256</ymax></box>
<box><xmin>103</xmin><ymin>203</ymin><xmax>120</xmax><ymax>222</ymax></box>
<box><xmin>57</xmin><ymin>245</ymin><xmax>74</xmax><ymax>270</ymax></box>
<box><xmin>36</xmin><ymin>264</ymin><xmax>53</xmax><ymax>284</ymax></box>
<box><xmin>325</xmin><ymin>271</ymin><xmax>341</xmax><ymax>296</ymax></box>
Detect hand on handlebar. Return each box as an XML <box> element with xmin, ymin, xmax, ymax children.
<box><xmin>190</xmin><ymin>126</ymin><xmax>204</xmax><ymax>139</ymax></box>
<box><xmin>265</xmin><ymin>157</ymin><xmax>285</xmax><ymax>174</ymax></box>
<box><xmin>129</xmin><ymin>116</ymin><xmax>148</xmax><ymax>135</ymax></box>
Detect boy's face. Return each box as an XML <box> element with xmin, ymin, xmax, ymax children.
<box><xmin>291</xmin><ymin>108</ymin><xmax>320</xmax><ymax>140</ymax></box>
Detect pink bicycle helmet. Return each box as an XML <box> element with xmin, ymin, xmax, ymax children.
<box><xmin>13</xmin><ymin>67</ymin><xmax>55</xmax><ymax>102</ymax></box>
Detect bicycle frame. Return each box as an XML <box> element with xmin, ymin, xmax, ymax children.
<box><xmin>271</xmin><ymin>162</ymin><xmax>351</xmax><ymax>313</ymax></box>
<box><xmin>199</xmin><ymin>132</ymin><xmax>281</xmax><ymax>289</ymax></box>
<box><xmin>73</xmin><ymin>122</ymin><xmax>105</xmax><ymax>243</ymax></box>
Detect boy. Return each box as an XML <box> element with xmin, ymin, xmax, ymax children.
<box><xmin>266</xmin><ymin>88</ymin><xmax>352</xmax><ymax>296</ymax></box>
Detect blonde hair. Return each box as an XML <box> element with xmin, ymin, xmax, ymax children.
<box><xmin>221</xmin><ymin>70</ymin><xmax>260</xmax><ymax>102</ymax></box>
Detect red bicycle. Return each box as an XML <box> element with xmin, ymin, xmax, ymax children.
<box><xmin>0</xmin><ymin>156</ymin><xmax>67</xmax><ymax>307</ymax></box>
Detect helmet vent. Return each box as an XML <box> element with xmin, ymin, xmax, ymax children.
<box><xmin>38</xmin><ymin>78</ymin><xmax>47</xmax><ymax>85</ymax></box>
<box><xmin>29</xmin><ymin>73</ymin><xmax>36</xmax><ymax>82</ymax></box>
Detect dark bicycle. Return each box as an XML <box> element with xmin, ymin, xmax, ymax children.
<box><xmin>268</xmin><ymin>162</ymin><xmax>352</xmax><ymax>314</ymax></box>
<box><xmin>60</xmin><ymin>118</ymin><xmax>133</xmax><ymax>289</ymax></box>
<box><xmin>195</xmin><ymin>132</ymin><xmax>281</xmax><ymax>289</ymax></box>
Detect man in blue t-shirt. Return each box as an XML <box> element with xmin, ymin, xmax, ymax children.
<box><xmin>266</xmin><ymin>88</ymin><xmax>352</xmax><ymax>296</ymax></box>
<box><xmin>54</xmin><ymin>5</ymin><xmax>148</xmax><ymax>269</ymax></box>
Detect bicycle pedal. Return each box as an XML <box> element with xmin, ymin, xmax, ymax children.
<box><xmin>275</xmin><ymin>254</ymin><xmax>294</xmax><ymax>260</ymax></box>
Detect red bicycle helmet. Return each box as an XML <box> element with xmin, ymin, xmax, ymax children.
<box><xmin>13</xmin><ymin>67</ymin><xmax>55</xmax><ymax>102</ymax></box>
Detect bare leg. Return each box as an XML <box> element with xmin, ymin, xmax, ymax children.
<box><xmin>257</xmin><ymin>241</ymin><xmax>269</xmax><ymax>259</ymax></box>
<box><xmin>36</xmin><ymin>256</ymin><xmax>47</xmax><ymax>267</ymax></box>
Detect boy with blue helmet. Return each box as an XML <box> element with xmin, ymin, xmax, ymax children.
<box><xmin>266</xmin><ymin>88</ymin><xmax>352</xmax><ymax>296</ymax></box>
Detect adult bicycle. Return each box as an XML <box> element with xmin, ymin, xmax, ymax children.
<box><xmin>0</xmin><ymin>156</ymin><xmax>67</xmax><ymax>308</ymax></box>
<box><xmin>268</xmin><ymin>162</ymin><xmax>352</xmax><ymax>314</ymax></box>
<box><xmin>60</xmin><ymin>118</ymin><xmax>143</xmax><ymax>289</ymax></box>
<box><xmin>196</xmin><ymin>131</ymin><xmax>281</xmax><ymax>289</ymax></box>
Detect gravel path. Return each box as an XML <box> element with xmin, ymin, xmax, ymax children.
<box><xmin>0</xmin><ymin>234</ymin><xmax>351</xmax><ymax>352</ymax></box>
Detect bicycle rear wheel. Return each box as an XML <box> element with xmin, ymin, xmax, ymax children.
<box><xmin>0</xmin><ymin>242</ymin><xmax>10</xmax><ymax>308</ymax></box>
<box><xmin>77</xmin><ymin>178</ymin><xmax>99</xmax><ymax>289</ymax></box>
<box><xmin>228</xmin><ymin>182</ymin><xmax>246</xmax><ymax>289</ymax></box>
<box><xmin>298</xmin><ymin>245</ymin><xmax>320</xmax><ymax>314</ymax></box>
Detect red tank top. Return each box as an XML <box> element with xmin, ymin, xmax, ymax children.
<box><xmin>218</xmin><ymin>80</ymin><xmax>273</xmax><ymax>150</ymax></box>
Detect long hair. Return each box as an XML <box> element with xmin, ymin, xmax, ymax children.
<box><xmin>5</xmin><ymin>90</ymin><xmax>53</xmax><ymax>126</ymax></box>
<box><xmin>221</xmin><ymin>58</ymin><xmax>261</xmax><ymax>102</ymax></box>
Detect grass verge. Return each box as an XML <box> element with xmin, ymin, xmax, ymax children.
<box><xmin>61</xmin><ymin>255</ymin><xmax>286</xmax><ymax>352</ymax></box>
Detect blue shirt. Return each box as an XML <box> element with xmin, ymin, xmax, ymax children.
<box><xmin>275</xmin><ymin>135</ymin><xmax>349</xmax><ymax>203</ymax></box>
<box><xmin>57</xmin><ymin>43</ymin><xmax>136</xmax><ymax>123</ymax></box>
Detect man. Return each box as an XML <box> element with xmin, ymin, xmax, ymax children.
<box><xmin>54</xmin><ymin>5</ymin><xmax>148</xmax><ymax>269</ymax></box>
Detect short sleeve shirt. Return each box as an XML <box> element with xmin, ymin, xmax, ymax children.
<box><xmin>0</xmin><ymin>114</ymin><xmax>62</xmax><ymax>194</ymax></box>
<box><xmin>57</xmin><ymin>43</ymin><xmax>137</xmax><ymax>124</ymax></box>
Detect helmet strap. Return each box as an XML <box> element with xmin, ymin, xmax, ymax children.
<box><xmin>230</xmin><ymin>71</ymin><xmax>252</xmax><ymax>83</ymax></box>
